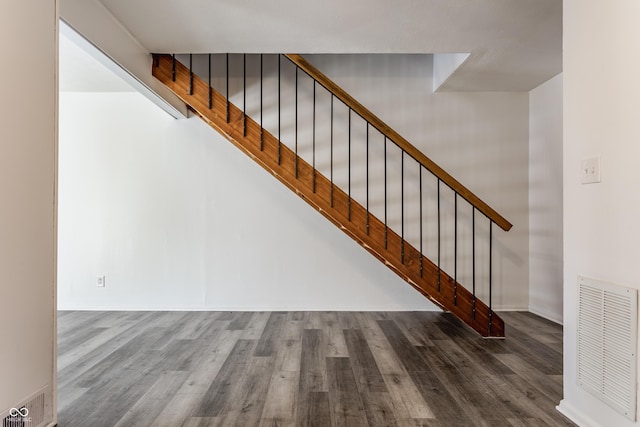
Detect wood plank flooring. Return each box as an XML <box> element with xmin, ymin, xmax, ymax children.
<box><xmin>57</xmin><ymin>311</ymin><xmax>574</xmax><ymax>427</ymax></box>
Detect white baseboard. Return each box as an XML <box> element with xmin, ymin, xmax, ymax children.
<box><xmin>557</xmin><ymin>399</ymin><xmax>599</xmax><ymax>427</ymax></box>
<box><xmin>493</xmin><ymin>306</ymin><xmax>530</xmax><ymax>312</ymax></box>
<box><xmin>57</xmin><ymin>306</ymin><xmax>444</xmax><ymax>312</ymax></box>
<box><xmin>58</xmin><ymin>305</ymin><xmax>534</xmax><ymax>313</ymax></box>
<box><xmin>528</xmin><ymin>307</ymin><xmax>563</xmax><ymax>325</ymax></box>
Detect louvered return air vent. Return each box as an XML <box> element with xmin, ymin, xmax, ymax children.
<box><xmin>1</xmin><ymin>385</ymin><xmax>51</xmax><ymax>427</ymax></box>
<box><xmin>577</xmin><ymin>276</ymin><xmax>638</xmax><ymax>421</ymax></box>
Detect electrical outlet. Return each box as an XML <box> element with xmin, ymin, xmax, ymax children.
<box><xmin>97</xmin><ymin>275</ymin><xmax>106</xmax><ymax>287</ymax></box>
<box><xmin>581</xmin><ymin>156</ymin><xmax>601</xmax><ymax>184</ymax></box>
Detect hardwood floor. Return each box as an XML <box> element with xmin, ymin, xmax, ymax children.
<box><xmin>57</xmin><ymin>311</ymin><xmax>574</xmax><ymax>426</ymax></box>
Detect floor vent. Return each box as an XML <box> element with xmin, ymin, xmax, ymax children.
<box><xmin>1</xmin><ymin>385</ymin><xmax>51</xmax><ymax>427</ymax></box>
<box><xmin>577</xmin><ymin>276</ymin><xmax>638</xmax><ymax>421</ymax></box>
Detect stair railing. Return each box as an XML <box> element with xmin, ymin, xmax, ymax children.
<box><xmin>159</xmin><ymin>53</ymin><xmax>512</xmax><ymax>336</ymax></box>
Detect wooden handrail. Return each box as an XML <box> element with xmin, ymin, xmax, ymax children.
<box><xmin>284</xmin><ymin>54</ymin><xmax>512</xmax><ymax>232</ymax></box>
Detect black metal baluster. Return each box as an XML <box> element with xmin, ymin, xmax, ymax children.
<box><xmin>312</xmin><ymin>81</ymin><xmax>316</xmax><ymax>193</ymax></box>
<box><xmin>277</xmin><ymin>55</ymin><xmax>281</xmax><ymax>165</ymax></box>
<box><xmin>208</xmin><ymin>54</ymin><xmax>212</xmax><ymax>109</ymax></box>
<box><xmin>437</xmin><ymin>179</ymin><xmax>441</xmax><ymax>292</ymax></box>
<box><xmin>172</xmin><ymin>54</ymin><xmax>176</xmax><ymax>81</ymax></box>
<box><xmin>384</xmin><ymin>137</ymin><xmax>388</xmax><ymax>249</ymax></box>
<box><xmin>260</xmin><ymin>54</ymin><xmax>263</xmax><ymax>150</ymax></box>
<box><xmin>226</xmin><ymin>53</ymin><xmax>229</xmax><ymax>123</ymax></box>
<box><xmin>330</xmin><ymin>95</ymin><xmax>334</xmax><ymax>207</ymax></box>
<box><xmin>243</xmin><ymin>54</ymin><xmax>246</xmax><ymax>137</ymax></box>
<box><xmin>348</xmin><ymin>108</ymin><xmax>351</xmax><ymax>221</ymax></box>
<box><xmin>366</xmin><ymin>124</ymin><xmax>369</xmax><ymax>235</ymax></box>
<box><xmin>419</xmin><ymin>166</ymin><xmax>423</xmax><ymax>277</ymax></box>
<box><xmin>472</xmin><ymin>207</ymin><xmax>476</xmax><ymax>320</ymax></box>
<box><xmin>454</xmin><ymin>193</ymin><xmax>458</xmax><ymax>306</ymax></box>
<box><xmin>295</xmin><ymin>67</ymin><xmax>298</xmax><ymax>179</ymax></box>
<box><xmin>189</xmin><ymin>54</ymin><xmax>193</xmax><ymax>95</ymax></box>
<box><xmin>401</xmin><ymin>151</ymin><xmax>405</xmax><ymax>265</ymax></box>
<box><xmin>489</xmin><ymin>220</ymin><xmax>493</xmax><ymax>335</ymax></box>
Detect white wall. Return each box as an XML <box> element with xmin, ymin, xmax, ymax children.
<box><xmin>58</xmin><ymin>54</ymin><xmax>530</xmax><ymax>311</ymax></box>
<box><xmin>559</xmin><ymin>1</ymin><xmax>640</xmax><ymax>426</ymax></box>
<box><xmin>0</xmin><ymin>0</ymin><xmax>57</xmax><ymax>424</ymax></box>
<box><xmin>529</xmin><ymin>74</ymin><xmax>563</xmax><ymax>323</ymax></box>
<box><xmin>58</xmin><ymin>92</ymin><xmax>437</xmax><ymax>310</ymax></box>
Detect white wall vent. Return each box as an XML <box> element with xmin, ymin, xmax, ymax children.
<box><xmin>577</xmin><ymin>276</ymin><xmax>638</xmax><ymax>421</ymax></box>
<box><xmin>0</xmin><ymin>385</ymin><xmax>52</xmax><ymax>427</ymax></box>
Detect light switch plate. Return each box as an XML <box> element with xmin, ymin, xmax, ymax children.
<box><xmin>581</xmin><ymin>156</ymin><xmax>601</xmax><ymax>184</ymax></box>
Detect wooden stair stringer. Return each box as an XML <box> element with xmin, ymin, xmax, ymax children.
<box><xmin>152</xmin><ymin>54</ymin><xmax>504</xmax><ymax>338</ymax></box>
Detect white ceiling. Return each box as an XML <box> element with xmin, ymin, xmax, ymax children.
<box><xmin>95</xmin><ymin>0</ymin><xmax>562</xmax><ymax>91</ymax></box>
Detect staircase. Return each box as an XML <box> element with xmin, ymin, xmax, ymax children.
<box><xmin>152</xmin><ymin>53</ymin><xmax>511</xmax><ymax>337</ymax></box>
